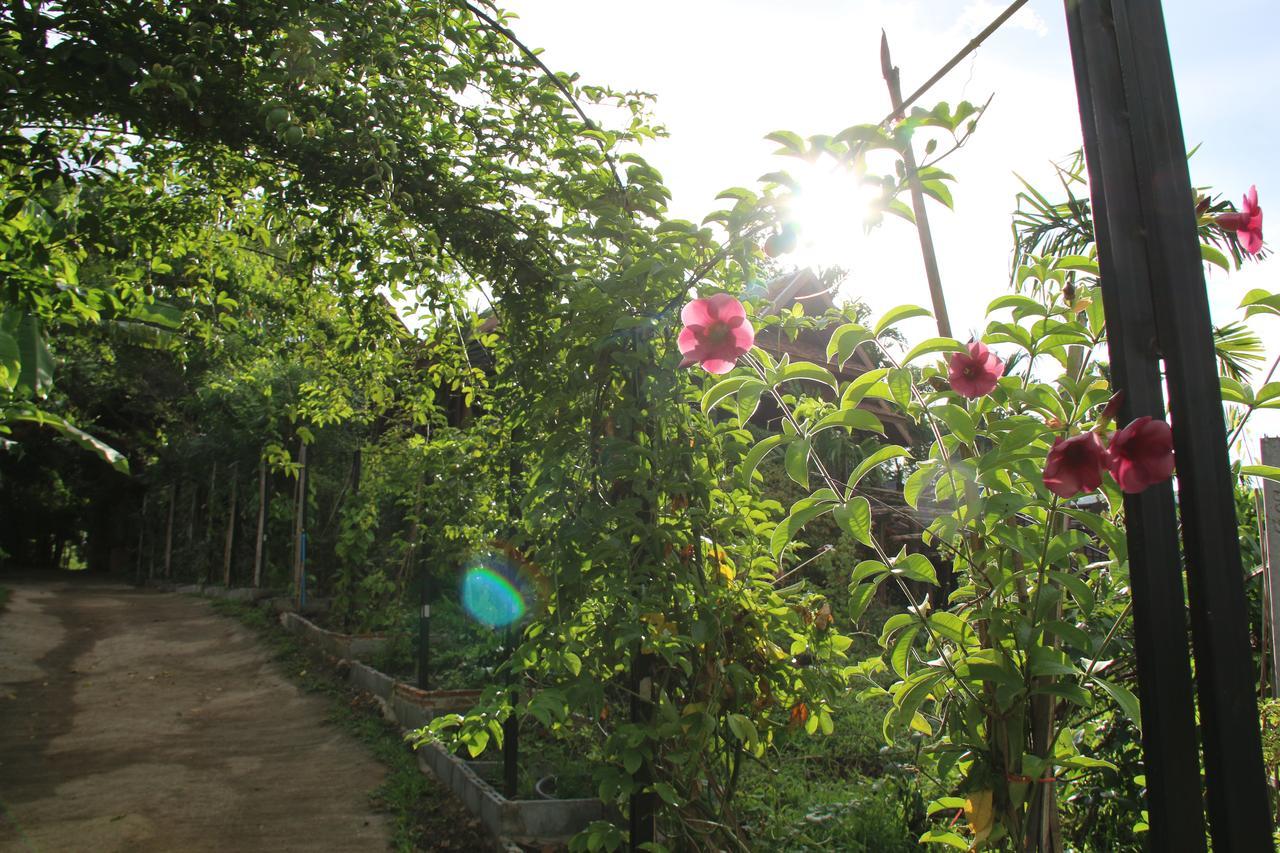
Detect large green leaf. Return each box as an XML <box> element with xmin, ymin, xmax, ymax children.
<box><xmin>833</xmin><ymin>497</ymin><xmax>872</xmax><ymax>545</ymax></box>
<box><xmin>848</xmin><ymin>445</ymin><xmax>911</xmax><ymax>491</ymax></box>
<box><xmin>9</xmin><ymin>408</ymin><xmax>129</xmax><ymax>473</ymax></box>
<box><xmin>874</xmin><ymin>304</ymin><xmax>931</xmax><ymax>337</ymax></box>
<box><xmin>14</xmin><ymin>313</ymin><xmax>53</xmax><ymax>397</ymax></box>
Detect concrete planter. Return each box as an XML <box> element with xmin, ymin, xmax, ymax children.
<box><xmin>279</xmin><ymin>612</ymin><xmax>387</xmax><ymax>660</ymax></box>
<box><xmin>388</xmin><ymin>682</ymin><xmax>482</xmax><ymax>730</ymax></box>
<box><xmin>347</xmin><ymin>661</ymin><xmax>396</xmax><ymax>701</ymax></box>
<box><xmin>416</xmin><ymin>742</ymin><xmax>609</xmax><ymax>844</ymax></box>
<box><xmin>270</xmin><ymin>606</ymin><xmax>607</xmax><ymax>846</ymax></box>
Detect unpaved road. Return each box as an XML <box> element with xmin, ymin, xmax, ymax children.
<box><xmin>0</xmin><ymin>579</ymin><xmax>391</xmax><ymax>852</ymax></box>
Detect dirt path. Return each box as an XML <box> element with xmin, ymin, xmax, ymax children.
<box><xmin>0</xmin><ymin>580</ymin><xmax>392</xmax><ymax>852</ymax></box>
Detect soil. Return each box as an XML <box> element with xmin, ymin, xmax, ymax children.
<box><xmin>0</xmin><ymin>578</ymin><xmax>393</xmax><ymax>852</ymax></box>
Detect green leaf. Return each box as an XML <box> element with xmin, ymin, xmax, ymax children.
<box><xmin>902</xmin><ymin>337</ymin><xmax>966</xmax><ymax>365</ymax></box>
<box><xmin>0</xmin><ymin>327</ymin><xmax>18</xmax><ymax>392</ymax></box>
<box><xmin>1242</xmin><ymin>465</ymin><xmax>1280</xmax><ymax>483</ymax></box>
<box><xmin>930</xmin><ymin>403</ymin><xmax>976</xmax><ymax>443</ymax></box>
<box><xmin>811</xmin><ymin>408</ymin><xmax>884</xmax><ymax>436</ymax></box>
<box><xmin>764</xmin><ymin>130</ymin><xmax>806</xmax><ymax>155</ymax></box>
<box><xmin>740</xmin><ymin>435</ymin><xmax>787</xmax><ymax>482</ymax></box>
<box><xmin>887</xmin><ymin>368</ymin><xmax>913</xmax><ymax>408</ymax></box>
<box><xmin>894</xmin><ymin>553</ymin><xmax>938</xmax><ymax>585</ymax></box>
<box><xmin>652</xmin><ymin>781</ymin><xmax>682</xmax><ymax>807</ymax></box>
<box><xmin>848</xmin><ymin>445</ymin><xmax>911</xmax><ymax>491</ymax></box>
<box><xmin>784</xmin><ymin>438</ymin><xmax>811</xmax><ymax>489</ymax></box>
<box><xmin>15</xmin><ymin>313</ymin><xmax>53</xmax><ymax>397</ymax></box>
<box><xmin>918</xmin><ymin>829</ymin><xmax>971</xmax><ymax>849</ymax></box>
<box><xmin>848</xmin><ymin>582</ymin><xmax>880</xmax><ymax>621</ymax></box>
<box><xmin>1046</xmin><ymin>569</ymin><xmax>1096</xmax><ymax>614</ymax></box>
<box><xmin>563</xmin><ymin>651</ymin><xmax>582</xmax><ymax>677</ymax></box>
<box><xmin>701</xmin><ymin>375</ymin><xmax>752</xmax><ymax>414</ymax></box>
<box><xmin>920</xmin><ymin>179</ymin><xmax>953</xmax><ymax>210</ymax></box>
<box><xmin>1091</xmin><ymin>676</ymin><xmax>1141</xmax><ymax>732</ymax></box>
<box><xmin>776</xmin><ymin>361</ymin><xmax>837</xmax><ymax>392</ymax></box>
<box><xmin>827</xmin><ymin>323</ymin><xmax>873</xmax><ymax>367</ymax></box>
<box><xmin>771</xmin><ymin>501</ymin><xmax>831</xmax><ymax>558</ymax></box>
<box><xmin>987</xmin><ymin>294</ymin><xmax>1046</xmax><ymax>316</ymax></box>
<box><xmin>852</xmin><ymin>560</ymin><xmax>890</xmax><ymax>584</ymax></box>
<box><xmin>1201</xmin><ymin>243</ymin><xmax>1230</xmax><ymax>271</ymax></box>
<box><xmin>833</xmin><ymin>497</ymin><xmax>872</xmax><ymax>545</ymax></box>
<box><xmin>874</xmin><ymin>304</ymin><xmax>931</xmax><ymax>337</ymax></box>
<box><xmin>890</xmin><ymin>624</ymin><xmax>922</xmax><ymax>678</ymax></box>
<box><xmin>840</xmin><ymin>367</ymin><xmax>889</xmax><ymax>408</ymax></box>
<box><xmin>735</xmin><ymin>379</ymin><xmax>768</xmax><ymax>424</ymax></box>
<box><xmin>9</xmin><ymin>408</ymin><xmax>129</xmax><ymax>473</ymax></box>
<box><xmin>726</xmin><ymin>712</ymin><xmax>758</xmax><ymax>747</ymax></box>
<box><xmin>904</xmin><ymin>464</ymin><xmax>937</xmax><ymax>509</ymax></box>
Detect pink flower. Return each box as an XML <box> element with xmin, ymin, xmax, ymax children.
<box><xmin>1107</xmin><ymin>416</ymin><xmax>1174</xmax><ymax>494</ymax></box>
<box><xmin>948</xmin><ymin>341</ymin><xmax>1005</xmax><ymax>399</ymax></box>
<box><xmin>1215</xmin><ymin>185</ymin><xmax>1263</xmax><ymax>255</ymax></box>
<box><xmin>678</xmin><ymin>294</ymin><xmax>755</xmax><ymax>374</ymax></box>
<box><xmin>1043</xmin><ymin>432</ymin><xmax>1107</xmax><ymax>499</ymax></box>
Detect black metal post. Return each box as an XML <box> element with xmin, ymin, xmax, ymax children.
<box><xmin>629</xmin><ymin>644</ymin><xmax>655</xmax><ymax>849</ymax></box>
<box><xmin>503</xmin><ymin>624</ymin><xmax>519</xmax><ymax>799</ymax></box>
<box><xmin>1064</xmin><ymin>1</ymin><xmax>1270</xmax><ymax>848</ymax></box>
<box><xmin>417</xmin><ymin>570</ymin><xmax>431</xmax><ymax>691</ymax></box>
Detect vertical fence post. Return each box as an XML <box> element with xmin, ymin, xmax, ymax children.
<box><xmin>163</xmin><ymin>482</ymin><xmax>176</xmax><ymax>579</ymax></box>
<box><xmin>293</xmin><ymin>440</ymin><xmax>308</xmax><ymax>607</ymax></box>
<box><xmin>1064</xmin><ymin>0</ymin><xmax>1269</xmax><ymax>847</ymax></box>
<box><xmin>253</xmin><ymin>455</ymin><xmax>267</xmax><ymax>588</ymax></box>
<box><xmin>222</xmin><ymin>461</ymin><xmax>238</xmax><ymax>587</ymax></box>
<box><xmin>135</xmin><ymin>492</ymin><xmax>148</xmax><ymax>585</ymax></box>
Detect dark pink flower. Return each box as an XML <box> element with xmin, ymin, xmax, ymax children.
<box><xmin>1215</xmin><ymin>185</ymin><xmax>1263</xmax><ymax>255</ymax></box>
<box><xmin>678</xmin><ymin>294</ymin><xmax>755</xmax><ymax>374</ymax></box>
<box><xmin>948</xmin><ymin>341</ymin><xmax>1005</xmax><ymax>399</ymax></box>
<box><xmin>1107</xmin><ymin>416</ymin><xmax>1174</xmax><ymax>493</ymax></box>
<box><xmin>1043</xmin><ymin>432</ymin><xmax>1107</xmax><ymax>499</ymax></box>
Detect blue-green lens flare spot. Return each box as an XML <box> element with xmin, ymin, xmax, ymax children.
<box><xmin>461</xmin><ymin>563</ymin><xmax>526</xmax><ymax>628</ymax></box>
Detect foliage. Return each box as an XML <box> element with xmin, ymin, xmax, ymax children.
<box><xmin>2</xmin><ymin>2</ymin><xmax>1275</xmax><ymax>851</ymax></box>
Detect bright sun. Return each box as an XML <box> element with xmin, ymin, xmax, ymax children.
<box><xmin>781</xmin><ymin>158</ymin><xmax>883</xmax><ymax>272</ymax></box>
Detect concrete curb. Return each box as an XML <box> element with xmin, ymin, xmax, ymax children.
<box><xmin>279</xmin><ymin>612</ymin><xmax>388</xmax><ymax>660</ymax></box>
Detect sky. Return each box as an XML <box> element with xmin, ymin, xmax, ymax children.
<box><xmin>501</xmin><ymin>0</ymin><xmax>1280</xmax><ymax>449</ymax></box>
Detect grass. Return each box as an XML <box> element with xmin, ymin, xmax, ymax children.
<box><xmin>0</xmin><ymin>585</ymin><xmax>10</xmax><ymax>612</ymax></box>
<box><xmin>207</xmin><ymin>598</ymin><xmax>491</xmax><ymax>852</ymax></box>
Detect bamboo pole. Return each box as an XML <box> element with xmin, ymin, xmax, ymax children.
<box><xmin>881</xmin><ymin>32</ymin><xmax>953</xmax><ymax>339</ymax></box>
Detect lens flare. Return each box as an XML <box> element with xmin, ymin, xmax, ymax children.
<box><xmin>459</xmin><ymin>544</ymin><xmax>541</xmax><ymax>628</ymax></box>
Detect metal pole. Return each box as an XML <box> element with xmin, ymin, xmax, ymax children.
<box><xmin>503</xmin><ymin>623</ymin><xmax>519</xmax><ymax>799</ymax></box>
<box><xmin>417</xmin><ymin>564</ymin><xmax>431</xmax><ymax>691</ymax></box>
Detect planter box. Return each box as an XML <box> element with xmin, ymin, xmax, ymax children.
<box><xmin>276</xmin><ymin>613</ymin><xmax>603</xmax><ymax>846</ymax></box>
<box><xmin>279</xmin><ymin>612</ymin><xmax>387</xmax><ymax>660</ymax></box>
<box><xmin>416</xmin><ymin>742</ymin><xmax>609</xmax><ymax>844</ymax></box>
<box><xmin>389</xmin><ymin>682</ymin><xmax>481</xmax><ymax>730</ymax></box>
